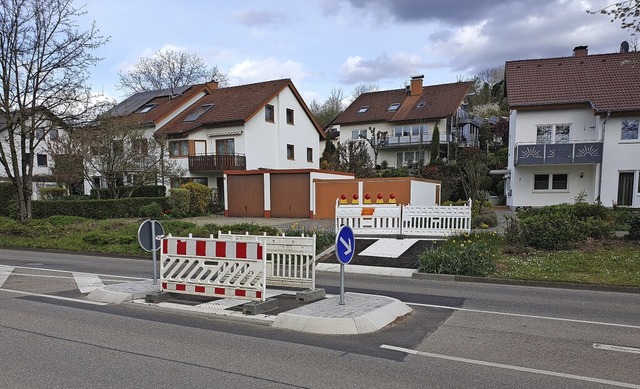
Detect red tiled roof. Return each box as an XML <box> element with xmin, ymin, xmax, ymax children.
<box><xmin>505</xmin><ymin>51</ymin><xmax>640</xmax><ymax>113</ymax></box>
<box><xmin>157</xmin><ymin>79</ymin><xmax>324</xmax><ymax>138</ymax></box>
<box><xmin>332</xmin><ymin>81</ymin><xmax>473</xmax><ymax>126</ymax></box>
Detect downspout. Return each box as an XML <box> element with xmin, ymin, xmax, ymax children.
<box><xmin>596</xmin><ymin>110</ymin><xmax>610</xmax><ymax>204</ymax></box>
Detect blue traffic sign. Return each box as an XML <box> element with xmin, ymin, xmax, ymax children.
<box><xmin>335</xmin><ymin>225</ymin><xmax>355</xmax><ymax>264</ymax></box>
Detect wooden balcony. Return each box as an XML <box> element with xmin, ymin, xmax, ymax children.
<box><xmin>514</xmin><ymin>141</ymin><xmax>603</xmax><ymax>165</ymax></box>
<box><xmin>188</xmin><ymin>153</ymin><xmax>246</xmax><ymax>172</ymax></box>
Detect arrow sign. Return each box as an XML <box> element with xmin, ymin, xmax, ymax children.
<box><xmin>336</xmin><ymin>225</ymin><xmax>355</xmax><ymax>264</ymax></box>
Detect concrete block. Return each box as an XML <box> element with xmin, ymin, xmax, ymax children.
<box><xmin>145</xmin><ymin>291</ymin><xmax>176</xmax><ymax>304</ymax></box>
<box><xmin>296</xmin><ymin>288</ymin><xmax>326</xmax><ymax>303</ymax></box>
<box><xmin>242</xmin><ymin>298</ymin><xmax>278</xmax><ymax>315</ymax></box>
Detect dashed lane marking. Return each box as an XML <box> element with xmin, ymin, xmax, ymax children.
<box><xmin>0</xmin><ymin>265</ymin><xmax>13</xmax><ymax>288</ymax></box>
<box><xmin>594</xmin><ymin>343</ymin><xmax>640</xmax><ymax>354</ymax></box>
<box><xmin>0</xmin><ymin>287</ymin><xmax>109</xmax><ymax>306</ymax></box>
<box><xmin>381</xmin><ymin>344</ymin><xmax>640</xmax><ymax>389</ymax></box>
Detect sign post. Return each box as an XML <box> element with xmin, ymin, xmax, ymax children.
<box><xmin>335</xmin><ymin>225</ymin><xmax>355</xmax><ymax>305</ymax></box>
<box><xmin>138</xmin><ymin>219</ymin><xmax>165</xmax><ymax>285</ymax></box>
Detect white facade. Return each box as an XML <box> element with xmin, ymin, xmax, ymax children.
<box><xmin>506</xmin><ymin>107</ymin><xmax>640</xmax><ymax>208</ymax></box>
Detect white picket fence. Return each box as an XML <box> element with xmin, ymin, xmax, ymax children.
<box><xmin>335</xmin><ymin>200</ymin><xmax>472</xmax><ymax>238</ymax></box>
<box><xmin>218</xmin><ymin>231</ymin><xmax>316</xmax><ymax>290</ymax></box>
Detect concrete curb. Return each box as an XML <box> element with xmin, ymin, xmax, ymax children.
<box><xmin>87</xmin><ymin>280</ymin><xmax>160</xmax><ymax>304</ymax></box>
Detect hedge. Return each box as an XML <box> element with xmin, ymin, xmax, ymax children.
<box><xmin>32</xmin><ymin>197</ymin><xmax>170</xmax><ymax>219</ymax></box>
<box><xmin>90</xmin><ymin>185</ymin><xmax>166</xmax><ymax>199</ymax></box>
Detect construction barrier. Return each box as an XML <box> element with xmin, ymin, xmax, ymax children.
<box><xmin>218</xmin><ymin>232</ymin><xmax>316</xmax><ymax>290</ymax></box>
<box><xmin>161</xmin><ymin>234</ymin><xmax>266</xmax><ymax>301</ymax></box>
<box><xmin>335</xmin><ymin>199</ymin><xmax>472</xmax><ymax>238</ymax></box>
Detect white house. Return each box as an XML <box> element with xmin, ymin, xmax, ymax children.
<box><xmin>504</xmin><ymin>45</ymin><xmax>640</xmax><ymax>209</ymax></box>
<box><xmin>330</xmin><ymin>76</ymin><xmax>474</xmax><ymax>168</ymax></box>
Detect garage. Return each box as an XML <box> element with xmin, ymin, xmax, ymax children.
<box><xmin>270</xmin><ymin>173</ymin><xmax>310</xmax><ymax>218</ymax></box>
<box><xmin>226</xmin><ymin>174</ymin><xmax>264</xmax><ymax>217</ymax></box>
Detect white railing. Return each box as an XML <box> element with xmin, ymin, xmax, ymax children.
<box><xmin>335</xmin><ymin>200</ymin><xmax>472</xmax><ymax>238</ymax></box>
<box><xmin>218</xmin><ymin>232</ymin><xmax>316</xmax><ymax>290</ymax></box>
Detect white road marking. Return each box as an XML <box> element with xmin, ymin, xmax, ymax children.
<box><xmin>7</xmin><ymin>265</ymin><xmax>146</xmax><ymax>280</ymax></box>
<box><xmin>73</xmin><ymin>273</ymin><xmax>105</xmax><ymax>293</ymax></box>
<box><xmin>407</xmin><ymin>302</ymin><xmax>640</xmax><ymax>330</ymax></box>
<box><xmin>0</xmin><ymin>265</ymin><xmax>13</xmax><ymax>287</ymax></box>
<box><xmin>0</xmin><ymin>287</ymin><xmax>108</xmax><ymax>306</ymax></box>
<box><xmin>594</xmin><ymin>343</ymin><xmax>640</xmax><ymax>354</ymax></box>
<box><xmin>381</xmin><ymin>344</ymin><xmax>640</xmax><ymax>389</ymax></box>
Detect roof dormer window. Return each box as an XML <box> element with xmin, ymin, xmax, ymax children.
<box><xmin>387</xmin><ymin>103</ymin><xmax>401</xmax><ymax>112</ymax></box>
<box><xmin>184</xmin><ymin>104</ymin><xmax>214</xmax><ymax>122</ymax></box>
<box><xmin>138</xmin><ymin>104</ymin><xmax>156</xmax><ymax>113</ymax></box>
<box><xmin>357</xmin><ymin>106</ymin><xmax>369</xmax><ymax>113</ymax></box>
<box><xmin>416</xmin><ymin>101</ymin><xmax>426</xmax><ymax>108</ymax></box>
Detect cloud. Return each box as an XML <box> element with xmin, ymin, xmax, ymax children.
<box><xmin>338</xmin><ymin>52</ymin><xmax>426</xmax><ymax>84</ymax></box>
<box><xmin>233</xmin><ymin>9</ymin><xmax>290</xmax><ymax>26</ymax></box>
<box><xmin>228</xmin><ymin>58</ymin><xmax>309</xmax><ymax>85</ymax></box>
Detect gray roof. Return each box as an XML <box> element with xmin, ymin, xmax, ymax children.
<box><xmin>108</xmin><ymin>85</ymin><xmax>191</xmax><ymax>116</ymax></box>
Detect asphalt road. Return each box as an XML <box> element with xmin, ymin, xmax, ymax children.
<box><xmin>1</xmin><ymin>249</ymin><xmax>639</xmax><ymax>388</ymax></box>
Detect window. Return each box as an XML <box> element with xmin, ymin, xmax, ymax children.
<box><xmin>49</xmin><ymin>129</ymin><xmax>59</xmax><ymax>141</ymax></box>
<box><xmin>533</xmin><ymin>173</ymin><xmax>568</xmax><ymax>191</ymax></box>
<box><xmin>357</xmin><ymin>106</ymin><xmax>369</xmax><ymax>113</ymax></box>
<box><xmin>387</xmin><ymin>103</ymin><xmax>401</xmax><ymax>112</ymax></box>
<box><xmin>617</xmin><ymin>172</ymin><xmax>634</xmax><ymax>206</ymax></box>
<box><xmin>216</xmin><ymin>139</ymin><xmax>235</xmax><ymax>155</ymax></box>
<box><xmin>265</xmin><ymin>104</ymin><xmax>274</xmax><ymax>122</ymax></box>
<box><xmin>35</xmin><ymin>128</ymin><xmax>44</xmax><ymax>140</ymax></box>
<box><xmin>171</xmin><ymin>177</ymin><xmax>208</xmax><ymax>188</ymax></box>
<box><xmin>24</xmin><ymin>153</ymin><xmax>31</xmax><ymax>165</ymax></box>
<box><xmin>287</xmin><ymin>144</ymin><xmax>295</xmax><ymax>160</ymax></box>
<box><xmin>351</xmin><ymin>129</ymin><xmax>367</xmax><ymax>140</ymax></box>
<box><xmin>139</xmin><ymin>104</ymin><xmax>156</xmax><ymax>113</ymax></box>
<box><xmin>416</xmin><ymin>101</ymin><xmax>426</xmax><ymax>108</ymax></box>
<box><xmin>536</xmin><ymin>124</ymin><xmax>571</xmax><ymax>143</ymax></box>
<box><xmin>396</xmin><ymin>151</ymin><xmax>424</xmax><ymax>166</ymax></box>
<box><xmin>286</xmin><ymin>108</ymin><xmax>294</xmax><ymax>125</ymax></box>
<box><xmin>36</xmin><ymin>154</ymin><xmax>47</xmax><ymax>167</ymax></box>
<box><xmin>307</xmin><ymin>147</ymin><xmax>313</xmax><ymax>162</ymax></box>
<box><xmin>132</xmin><ymin>138</ymin><xmax>148</xmax><ymax>155</ymax></box>
<box><xmin>169</xmin><ymin>140</ymin><xmax>190</xmax><ymax>157</ymax></box>
<box><xmin>621</xmin><ymin>119</ymin><xmax>639</xmax><ymax>140</ymax></box>
<box><xmin>112</xmin><ymin>140</ymin><xmax>124</xmax><ymax>155</ymax></box>
<box><xmin>184</xmin><ymin>104</ymin><xmax>213</xmax><ymax>122</ymax></box>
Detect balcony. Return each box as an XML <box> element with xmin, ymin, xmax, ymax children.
<box><xmin>514</xmin><ymin>141</ymin><xmax>603</xmax><ymax>165</ymax></box>
<box><xmin>188</xmin><ymin>153</ymin><xmax>246</xmax><ymax>172</ymax></box>
<box><xmin>378</xmin><ymin>133</ymin><xmax>447</xmax><ymax>149</ymax></box>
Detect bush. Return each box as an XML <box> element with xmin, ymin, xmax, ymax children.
<box><xmin>509</xmin><ymin>203</ymin><xmax>614</xmax><ymax>250</ymax></box>
<box><xmin>90</xmin><ymin>185</ymin><xmax>166</xmax><ymax>199</ymax></box>
<box><xmin>472</xmin><ymin>212</ymin><xmax>498</xmax><ymax>229</ymax></box>
<box><xmin>40</xmin><ymin>187</ymin><xmax>67</xmax><ymax>199</ymax></box>
<box><xmin>628</xmin><ymin>213</ymin><xmax>640</xmax><ymax>240</ymax></box>
<box><xmin>418</xmin><ymin>232</ymin><xmax>499</xmax><ymax>276</ymax></box>
<box><xmin>182</xmin><ymin>182</ymin><xmax>212</xmax><ymax>215</ymax></box>
<box><xmin>168</xmin><ymin>188</ymin><xmax>190</xmax><ymax>218</ymax></box>
<box><xmin>0</xmin><ymin>182</ymin><xmax>16</xmax><ymax>217</ymax></box>
<box><xmin>139</xmin><ymin>202</ymin><xmax>163</xmax><ymax>219</ymax></box>
<box><xmin>31</xmin><ymin>197</ymin><xmax>170</xmax><ymax>219</ymax></box>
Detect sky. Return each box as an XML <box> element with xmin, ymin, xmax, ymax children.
<box><xmin>78</xmin><ymin>0</ymin><xmax>632</xmax><ymax>105</ymax></box>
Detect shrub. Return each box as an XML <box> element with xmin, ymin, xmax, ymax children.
<box><xmin>419</xmin><ymin>232</ymin><xmax>499</xmax><ymax>276</ymax></box>
<box><xmin>168</xmin><ymin>188</ymin><xmax>190</xmax><ymax>218</ymax></box>
<box><xmin>628</xmin><ymin>213</ymin><xmax>640</xmax><ymax>240</ymax></box>
<box><xmin>472</xmin><ymin>212</ymin><xmax>498</xmax><ymax>229</ymax></box>
<box><xmin>31</xmin><ymin>197</ymin><xmax>170</xmax><ymax>219</ymax></box>
<box><xmin>40</xmin><ymin>187</ymin><xmax>67</xmax><ymax>199</ymax></box>
<box><xmin>0</xmin><ymin>182</ymin><xmax>17</xmax><ymax>217</ymax></box>
<box><xmin>139</xmin><ymin>202</ymin><xmax>163</xmax><ymax>219</ymax></box>
<box><xmin>182</xmin><ymin>182</ymin><xmax>212</xmax><ymax>215</ymax></box>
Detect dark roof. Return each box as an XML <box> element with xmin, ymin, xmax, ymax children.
<box><xmin>505</xmin><ymin>51</ymin><xmax>640</xmax><ymax>113</ymax></box>
<box><xmin>332</xmin><ymin>81</ymin><xmax>473</xmax><ymax>126</ymax></box>
<box><xmin>158</xmin><ymin>79</ymin><xmax>324</xmax><ymax>138</ymax></box>
<box><xmin>108</xmin><ymin>85</ymin><xmax>193</xmax><ymax>117</ymax></box>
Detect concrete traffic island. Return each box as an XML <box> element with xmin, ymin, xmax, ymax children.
<box><xmin>271</xmin><ymin>292</ymin><xmax>412</xmax><ymax>335</ymax></box>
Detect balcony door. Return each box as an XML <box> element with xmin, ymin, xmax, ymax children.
<box><xmin>216</xmin><ymin>138</ymin><xmax>234</xmax><ymax>155</ymax></box>
<box><xmin>617</xmin><ymin>172</ymin><xmax>635</xmax><ymax>206</ymax></box>
<box><xmin>194</xmin><ymin>140</ymin><xmax>206</xmax><ymax>155</ymax></box>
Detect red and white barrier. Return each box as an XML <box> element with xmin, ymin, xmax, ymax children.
<box><xmin>160</xmin><ymin>235</ymin><xmax>266</xmax><ymax>301</ymax></box>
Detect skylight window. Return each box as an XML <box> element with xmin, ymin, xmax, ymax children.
<box><xmin>357</xmin><ymin>106</ymin><xmax>369</xmax><ymax>113</ymax></box>
<box><xmin>138</xmin><ymin>104</ymin><xmax>156</xmax><ymax>113</ymax></box>
<box><xmin>184</xmin><ymin>104</ymin><xmax>214</xmax><ymax>122</ymax></box>
<box><xmin>387</xmin><ymin>103</ymin><xmax>401</xmax><ymax>112</ymax></box>
<box><xmin>416</xmin><ymin>101</ymin><xmax>426</xmax><ymax>108</ymax></box>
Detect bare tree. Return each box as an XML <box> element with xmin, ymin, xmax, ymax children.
<box><xmin>118</xmin><ymin>49</ymin><xmax>229</xmax><ymax>96</ymax></box>
<box><xmin>337</xmin><ymin>141</ymin><xmax>375</xmax><ymax>178</ymax></box>
<box><xmin>0</xmin><ymin>0</ymin><xmax>107</xmax><ymax>220</ymax></box>
<box><xmin>358</xmin><ymin>126</ymin><xmax>387</xmax><ymax>168</ymax></box>
<box><xmin>309</xmin><ymin>88</ymin><xmax>344</xmax><ymax>128</ymax></box>
<box><xmin>49</xmin><ymin>114</ymin><xmax>185</xmax><ymax>199</ymax></box>
<box><xmin>350</xmin><ymin>83</ymin><xmax>379</xmax><ymax>101</ymax></box>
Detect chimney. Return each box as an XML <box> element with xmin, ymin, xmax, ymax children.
<box><xmin>206</xmin><ymin>80</ymin><xmax>219</xmax><ymax>90</ymax></box>
<box><xmin>410</xmin><ymin>75</ymin><xmax>424</xmax><ymax>96</ymax></box>
<box><xmin>573</xmin><ymin>45</ymin><xmax>588</xmax><ymax>57</ymax></box>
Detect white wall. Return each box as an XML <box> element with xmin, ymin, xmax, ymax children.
<box><xmin>600</xmin><ymin>116</ymin><xmax>640</xmax><ymax>207</ymax></box>
<box><xmin>409</xmin><ymin>180</ymin><xmax>440</xmax><ymax>205</ymax></box>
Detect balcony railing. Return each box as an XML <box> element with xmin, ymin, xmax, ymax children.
<box><xmin>514</xmin><ymin>141</ymin><xmax>603</xmax><ymax>165</ymax></box>
<box><xmin>378</xmin><ymin>133</ymin><xmax>447</xmax><ymax>148</ymax></box>
<box><xmin>188</xmin><ymin>153</ymin><xmax>246</xmax><ymax>172</ymax></box>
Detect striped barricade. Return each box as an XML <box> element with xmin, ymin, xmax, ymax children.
<box><xmin>217</xmin><ymin>232</ymin><xmax>316</xmax><ymax>290</ymax></box>
<box><xmin>161</xmin><ymin>234</ymin><xmax>266</xmax><ymax>301</ymax></box>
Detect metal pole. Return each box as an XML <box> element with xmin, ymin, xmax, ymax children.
<box><xmin>151</xmin><ymin>221</ymin><xmax>157</xmax><ymax>285</ymax></box>
<box><xmin>339</xmin><ymin>263</ymin><xmax>345</xmax><ymax>305</ymax></box>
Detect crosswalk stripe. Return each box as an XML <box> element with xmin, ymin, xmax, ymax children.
<box><xmin>0</xmin><ymin>265</ymin><xmax>13</xmax><ymax>288</ymax></box>
<box><xmin>72</xmin><ymin>272</ymin><xmax>105</xmax><ymax>293</ymax></box>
